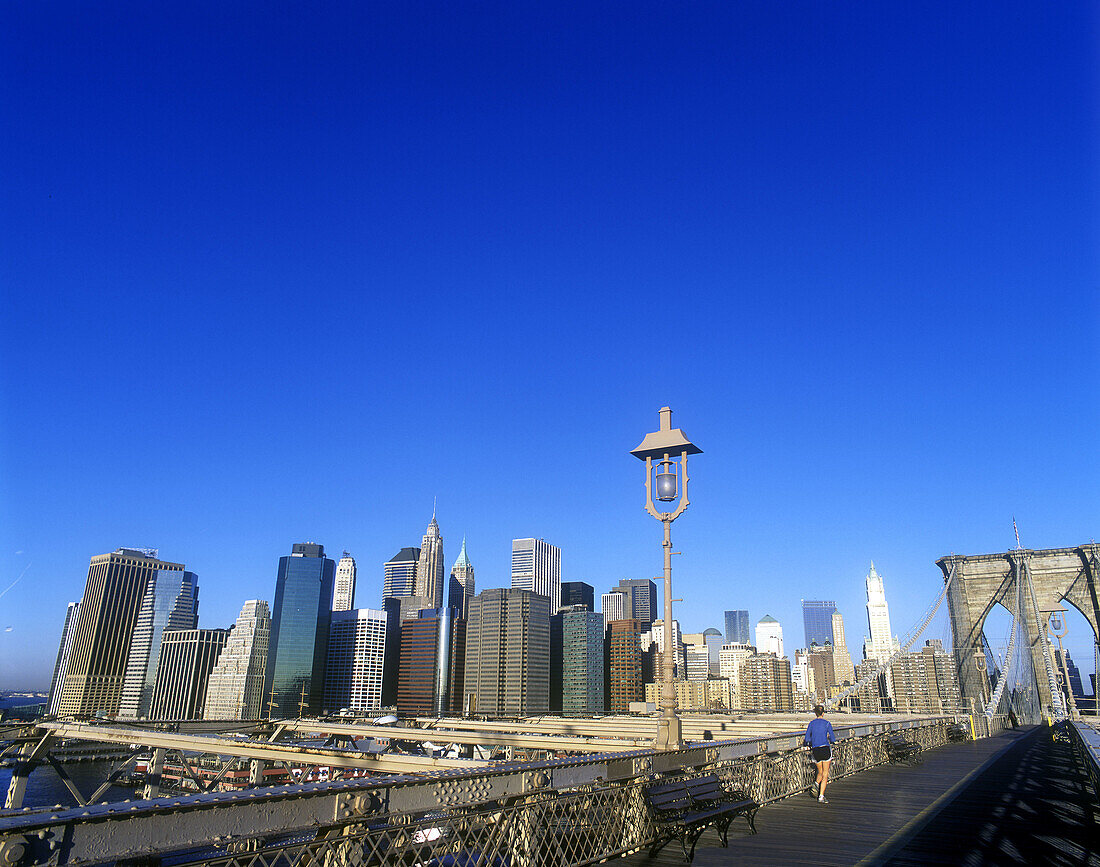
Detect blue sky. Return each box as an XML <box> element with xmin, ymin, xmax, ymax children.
<box><xmin>2</xmin><ymin>2</ymin><xmax>1097</xmax><ymax>690</ymax></box>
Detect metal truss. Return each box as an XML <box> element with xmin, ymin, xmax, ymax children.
<box><xmin>0</xmin><ymin>716</ymin><xmax>1002</xmax><ymax>867</ymax></box>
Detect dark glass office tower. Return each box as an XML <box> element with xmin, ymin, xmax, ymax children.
<box><xmin>802</xmin><ymin>600</ymin><xmax>837</xmax><ymax>648</ymax></box>
<box><xmin>724</xmin><ymin>610</ymin><xmax>750</xmax><ymax>645</ymax></box>
<box><xmin>265</xmin><ymin>543</ymin><xmax>336</xmax><ymax>717</ymax></box>
<box><xmin>615</xmin><ymin>579</ymin><xmax>657</xmax><ymax>630</ymax></box>
<box><xmin>560</xmin><ymin>581</ymin><xmax>595</xmax><ymax>611</ymax></box>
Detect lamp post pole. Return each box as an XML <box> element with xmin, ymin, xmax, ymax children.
<box><xmin>631</xmin><ymin>407</ymin><xmax>702</xmax><ymax>751</ymax></box>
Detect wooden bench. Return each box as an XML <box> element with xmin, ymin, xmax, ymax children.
<box><xmin>946</xmin><ymin>722</ymin><xmax>970</xmax><ymax>742</ymax></box>
<box><xmin>642</xmin><ymin>773</ymin><xmax>759</xmax><ymax>862</ymax></box>
<box><xmin>885</xmin><ymin>731</ymin><xmax>922</xmax><ymax>765</ymax></box>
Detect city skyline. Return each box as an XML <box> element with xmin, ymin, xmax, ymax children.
<box><xmin>3</xmin><ymin>3</ymin><xmax>1097</xmax><ymax>688</ymax></box>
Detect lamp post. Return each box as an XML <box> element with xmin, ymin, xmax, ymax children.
<box><xmin>631</xmin><ymin>406</ymin><xmax>702</xmax><ymax>750</ymax></box>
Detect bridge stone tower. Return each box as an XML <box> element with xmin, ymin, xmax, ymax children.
<box><xmin>938</xmin><ymin>544</ymin><xmax>1100</xmax><ymax>715</ymax></box>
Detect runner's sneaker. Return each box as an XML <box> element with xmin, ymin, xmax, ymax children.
<box><xmin>818</xmin><ymin>795</ymin><xmax>828</xmax><ymax>804</ymax></box>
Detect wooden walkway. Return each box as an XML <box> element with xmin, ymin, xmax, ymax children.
<box><xmin>614</xmin><ymin>725</ymin><xmax>1098</xmax><ymax>866</ymax></box>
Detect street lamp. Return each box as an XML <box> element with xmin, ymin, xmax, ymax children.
<box><xmin>631</xmin><ymin>406</ymin><xmax>702</xmax><ymax>750</ymax></box>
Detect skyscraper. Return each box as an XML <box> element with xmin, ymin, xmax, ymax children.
<box><xmin>724</xmin><ymin>610</ymin><xmax>750</xmax><ymax>645</ymax></box>
<box><xmin>754</xmin><ymin>614</ymin><xmax>784</xmax><ymax>658</ymax></box>
<box><xmin>864</xmin><ymin>561</ymin><xmax>896</xmax><ymax>663</ymax></box>
<box><xmin>47</xmin><ymin>602</ymin><xmax>80</xmax><ymax>716</ymax></box>
<box><xmin>57</xmin><ymin>549</ymin><xmax>185</xmax><ymax>717</ymax></box>
<box><xmin>560</xmin><ymin>581</ymin><xmax>595</xmax><ymax>611</ymax></box>
<box><xmin>448</xmin><ymin>537</ymin><xmax>474</xmax><ymax>617</ymax></box>
<box><xmin>383</xmin><ymin>547</ymin><xmax>420</xmax><ymax>602</ymax></box>
<box><xmin>333</xmin><ymin>552</ymin><xmax>357</xmax><ymax>611</ymax></box>
<box><xmin>607</xmin><ymin>619</ymin><xmax>643</xmax><ymax>712</ymax></box>
<box><xmin>265</xmin><ymin>543</ymin><xmax>336</xmax><ymax>717</ymax></box>
<box><xmin>802</xmin><ymin>600</ymin><xmax>836</xmax><ymax>648</ymax></box>
<box><xmin>464</xmin><ymin>588</ymin><xmax>550</xmax><ymax>717</ymax></box>
<box><xmin>325</xmin><ymin>608</ymin><xmax>387</xmax><ymax>713</ymax></box>
<box><xmin>601</xmin><ymin>590</ymin><xmax>628</xmax><ymax>628</ymax></box>
<box><xmin>119</xmin><ymin>568</ymin><xmax>199</xmax><ymax>719</ymax></box>
<box><xmin>831</xmin><ymin>610</ymin><xmax>855</xmax><ymax>686</ymax></box>
<box><xmin>204</xmin><ymin>600</ymin><xmax>271</xmax><ymax>720</ymax></box>
<box><xmin>562</xmin><ymin>609</ymin><xmax>604</xmax><ymax>714</ymax></box>
<box><xmin>415</xmin><ymin>512</ymin><xmax>445</xmax><ymax>608</ymax></box>
<box><xmin>149</xmin><ymin>628</ymin><xmax>229</xmax><ymax>720</ymax></box>
<box><xmin>738</xmin><ymin>654</ymin><xmax>794</xmax><ymax>711</ymax></box>
<box><xmin>511</xmin><ymin>538</ymin><xmax>561</xmax><ymax>613</ymax></box>
<box><xmin>616</xmin><ymin>579</ymin><xmax>658</xmax><ymax>630</ymax></box>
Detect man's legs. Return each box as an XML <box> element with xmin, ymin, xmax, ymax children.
<box><xmin>818</xmin><ymin>758</ymin><xmax>831</xmax><ymax>799</ymax></box>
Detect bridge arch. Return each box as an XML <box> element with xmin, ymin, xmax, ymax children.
<box><xmin>938</xmin><ymin>544</ymin><xmax>1100</xmax><ymax>716</ymax></box>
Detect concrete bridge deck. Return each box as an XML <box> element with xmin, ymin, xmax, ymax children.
<box><xmin>622</xmin><ymin>726</ymin><xmax>1100</xmax><ymax>866</ymax></box>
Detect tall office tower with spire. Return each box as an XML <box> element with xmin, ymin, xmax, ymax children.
<box><xmin>448</xmin><ymin>537</ymin><xmax>474</xmax><ymax>617</ymax></box>
<box><xmin>204</xmin><ymin>600</ymin><xmax>271</xmax><ymax>720</ymax></box>
<box><xmin>47</xmin><ymin>602</ymin><xmax>81</xmax><ymax>715</ymax></box>
<box><xmin>149</xmin><ymin>628</ymin><xmax>229</xmax><ymax>720</ymax></box>
<box><xmin>57</xmin><ymin>549</ymin><xmax>186</xmax><ymax>717</ymax></box>
<box><xmin>802</xmin><ymin>600</ymin><xmax>836</xmax><ymax>648</ymax></box>
<box><xmin>615</xmin><ymin>579</ymin><xmax>658</xmax><ymax>630</ymax></box>
<box><xmin>864</xmin><ymin>561</ymin><xmax>897</xmax><ymax>663</ymax></box>
<box><xmin>755</xmin><ymin>615</ymin><xmax>784</xmax><ymax>657</ymax></box>
<box><xmin>383</xmin><ymin>547</ymin><xmax>420</xmax><ymax>602</ymax></box>
<box><xmin>724</xmin><ymin>610</ymin><xmax>750</xmax><ymax>645</ymax></box>
<box><xmin>333</xmin><ymin>553</ymin><xmax>357</xmax><ymax>611</ymax></box>
<box><xmin>831</xmin><ymin>610</ymin><xmax>855</xmax><ymax>685</ymax></box>
<box><xmin>464</xmin><ymin>588</ymin><xmax>550</xmax><ymax>716</ymax></box>
<box><xmin>415</xmin><ymin>511</ymin><xmax>445</xmax><ymax>608</ymax></box>
<box><xmin>512</xmin><ymin>538</ymin><xmax>561</xmax><ymax>613</ymax></box>
<box><xmin>265</xmin><ymin>543</ymin><xmax>336</xmax><ymax>717</ymax></box>
<box><xmin>119</xmin><ymin>569</ymin><xmax>199</xmax><ymax>719</ymax></box>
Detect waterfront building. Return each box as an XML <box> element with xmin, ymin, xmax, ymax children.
<box><xmin>889</xmin><ymin>639</ymin><xmax>961</xmax><ymax>714</ymax></box>
<box><xmin>802</xmin><ymin>600</ymin><xmax>836</xmax><ymax>649</ymax></box>
<box><xmin>57</xmin><ymin>549</ymin><xmax>186</xmax><ymax>717</ymax></box>
<box><xmin>738</xmin><ymin>653</ymin><xmax>794</xmax><ymax>711</ymax></box>
<box><xmin>755</xmin><ymin>615</ymin><xmax>784</xmax><ymax>658</ymax></box>
<box><xmin>382</xmin><ymin>547</ymin><xmax>420</xmax><ymax>603</ymax></box>
<box><xmin>724</xmin><ymin>610</ymin><xmax>750</xmax><ymax>645</ymax></box>
<box><xmin>333</xmin><ymin>552</ymin><xmax>357</xmax><ymax>611</ymax></box>
<box><xmin>601</xmin><ymin>590</ymin><xmax>627</xmax><ymax>629</ymax></box>
<box><xmin>562</xmin><ymin>609</ymin><xmax>604</xmax><ymax>714</ymax></box>
<box><xmin>448</xmin><ymin>537</ymin><xmax>474</xmax><ymax>617</ymax></box>
<box><xmin>645</xmin><ymin>618</ymin><xmax>685</xmax><ymax>680</ymax></box>
<box><xmin>150</xmin><ymin>628</ymin><xmax>229</xmax><ymax>720</ymax></box>
<box><xmin>204</xmin><ymin>600</ymin><xmax>271</xmax><ymax>720</ymax></box>
<box><xmin>415</xmin><ymin>512</ymin><xmax>445</xmax><ymax>609</ymax></box>
<box><xmin>864</xmin><ymin>562</ymin><xmax>898</xmax><ymax>663</ymax></box>
<box><xmin>264</xmin><ymin>543</ymin><xmax>336</xmax><ymax>717</ymax></box>
<box><xmin>644</xmin><ymin>678</ymin><xmax>730</xmax><ymax>711</ymax></box>
<box><xmin>119</xmin><ymin>569</ymin><xmax>199</xmax><ymax>719</ymax></box>
<box><xmin>511</xmin><ymin>538</ymin><xmax>561</xmax><ymax>614</ymax></box>
<box><xmin>47</xmin><ymin>601</ymin><xmax>80</xmax><ymax>716</ymax></box>
<box><xmin>718</xmin><ymin>642</ymin><xmax>755</xmax><ymax>705</ymax></box>
<box><xmin>615</xmin><ymin>579</ymin><xmax>658</xmax><ymax>630</ymax></box>
<box><xmin>464</xmin><ymin>588</ymin><xmax>549</xmax><ymax>717</ymax></box>
<box><xmin>324</xmin><ymin>608</ymin><xmax>386</xmax><ymax>714</ymax></box>
<box><xmin>808</xmin><ymin>644</ymin><xmax>837</xmax><ymax>702</ymax></box>
<box><xmin>831</xmin><ymin>610</ymin><xmax>856</xmax><ymax>686</ymax></box>
<box><xmin>607</xmin><ymin>619</ymin><xmax>643</xmax><ymax>712</ymax></box>
<box><xmin>560</xmin><ymin>581</ymin><xmax>595</xmax><ymax>611</ymax></box>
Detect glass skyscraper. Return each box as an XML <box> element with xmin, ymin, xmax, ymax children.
<box><xmin>724</xmin><ymin>610</ymin><xmax>750</xmax><ymax>645</ymax></box>
<box><xmin>265</xmin><ymin>543</ymin><xmax>336</xmax><ymax>717</ymax></box>
<box><xmin>802</xmin><ymin>599</ymin><xmax>837</xmax><ymax>648</ymax></box>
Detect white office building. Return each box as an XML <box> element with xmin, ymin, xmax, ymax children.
<box><xmin>511</xmin><ymin>538</ymin><xmax>561</xmax><ymax>613</ymax></box>
<box><xmin>601</xmin><ymin>590</ymin><xmax>628</xmax><ymax>628</ymax></box>
<box><xmin>204</xmin><ymin>600</ymin><xmax>271</xmax><ymax>720</ymax></box>
<box><xmin>324</xmin><ymin>608</ymin><xmax>387</xmax><ymax>713</ymax></box>
<box><xmin>333</xmin><ymin>552</ymin><xmax>357</xmax><ymax>611</ymax></box>
<box><xmin>864</xmin><ymin>561</ymin><xmax>898</xmax><ymax>663</ymax></box>
<box><xmin>755</xmin><ymin>615</ymin><xmax>784</xmax><ymax>658</ymax></box>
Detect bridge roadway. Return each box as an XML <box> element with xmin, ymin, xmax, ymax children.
<box><xmin>626</xmin><ymin>725</ymin><xmax>1100</xmax><ymax>866</ymax></box>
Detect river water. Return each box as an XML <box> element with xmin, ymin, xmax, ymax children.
<box><xmin>0</xmin><ymin>762</ymin><xmax>136</xmax><ymax>809</ymax></box>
